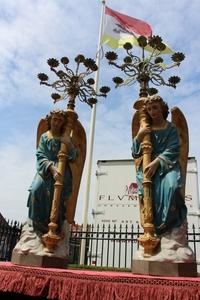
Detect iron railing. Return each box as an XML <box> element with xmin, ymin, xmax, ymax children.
<box><xmin>1</xmin><ymin>220</ymin><xmax>200</xmax><ymax>269</ymax></box>
<box><xmin>79</xmin><ymin>224</ymin><xmax>200</xmax><ymax>268</ymax></box>
<box><xmin>0</xmin><ymin>219</ymin><xmax>22</xmax><ymax>261</ymax></box>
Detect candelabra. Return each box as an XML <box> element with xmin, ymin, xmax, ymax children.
<box><xmin>38</xmin><ymin>54</ymin><xmax>110</xmax><ymax>109</ymax></box>
<box><xmin>105</xmin><ymin>35</ymin><xmax>185</xmax><ymax>256</ymax></box>
<box><xmin>105</xmin><ymin>35</ymin><xmax>184</xmax><ymax>97</ymax></box>
<box><xmin>38</xmin><ymin>54</ymin><xmax>110</xmax><ymax>252</ymax></box>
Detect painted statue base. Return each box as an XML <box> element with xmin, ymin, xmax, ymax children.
<box><xmin>132</xmin><ymin>260</ymin><xmax>197</xmax><ymax>277</ymax></box>
<box><xmin>11</xmin><ymin>251</ymin><xmax>68</xmax><ymax>269</ymax></box>
<box><xmin>132</xmin><ymin>221</ymin><xmax>197</xmax><ymax>276</ymax></box>
<box><xmin>11</xmin><ymin>219</ymin><xmax>70</xmax><ymax>269</ymax></box>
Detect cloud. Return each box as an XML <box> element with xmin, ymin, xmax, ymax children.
<box><xmin>0</xmin><ymin>134</ymin><xmax>35</xmax><ymax>222</ymax></box>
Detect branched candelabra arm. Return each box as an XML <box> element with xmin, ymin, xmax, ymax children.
<box><xmin>75</xmin><ymin>60</ymin><xmax>82</xmax><ymax>75</ymax></box>
<box><xmin>123</xmin><ymin>66</ymin><xmax>138</xmax><ymax>77</ymax></box>
<box><xmin>40</xmin><ymin>81</ymin><xmax>52</xmax><ymax>87</ymax></box>
<box><xmin>78</xmin><ymin>89</ymin><xmax>88</xmax><ymax>103</ymax></box>
<box><xmin>108</xmin><ymin>60</ymin><xmax>124</xmax><ymax>71</ymax></box>
<box><xmin>126</xmin><ymin>54</ymin><xmax>141</xmax><ymax>66</ymax></box>
<box><xmin>105</xmin><ymin>34</ymin><xmax>185</xmax><ymax>95</ymax></box>
<box><xmin>123</xmin><ymin>77</ymin><xmax>138</xmax><ymax>86</ymax></box>
<box><xmin>51</xmin><ymin>65</ymin><xmax>74</xmax><ymax>80</ymax></box>
<box><xmin>161</xmin><ymin>62</ymin><xmax>181</xmax><ymax>71</ymax></box>
<box><xmin>146</xmin><ymin>48</ymin><xmax>156</xmax><ymax>62</ymax></box>
<box><xmin>148</xmin><ymin>63</ymin><xmax>163</xmax><ymax>75</ymax></box>
<box><xmin>80</xmin><ymin>87</ymin><xmax>93</xmax><ymax>98</ymax></box>
<box><xmin>147</xmin><ymin>66</ymin><xmax>165</xmax><ymax>84</ymax></box>
<box><xmin>38</xmin><ymin>54</ymin><xmax>110</xmax><ymax>108</ymax></box>
<box><xmin>150</xmin><ymin>74</ymin><xmax>180</xmax><ymax>89</ymax></box>
<box><xmin>80</xmin><ymin>78</ymin><xmax>96</xmax><ymax>91</ymax></box>
<box><xmin>41</xmin><ymin>78</ymin><xmax>68</xmax><ymax>92</ymax></box>
<box><xmin>150</xmin><ymin>74</ymin><xmax>167</xmax><ymax>86</ymax></box>
<box><xmin>145</xmin><ymin>46</ymin><xmax>168</xmax><ymax>65</ymax></box>
<box><xmin>62</xmin><ymin>68</ymin><xmax>74</xmax><ymax>79</ymax></box>
<box><xmin>124</xmin><ymin>51</ymin><xmax>141</xmax><ymax>66</ymax></box>
<box><xmin>52</xmin><ymin>80</ymin><xmax>66</xmax><ymax>91</ymax></box>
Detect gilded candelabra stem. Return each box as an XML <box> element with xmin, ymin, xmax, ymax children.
<box><xmin>42</xmin><ymin>95</ymin><xmax>78</xmax><ymax>252</ymax></box>
<box><xmin>134</xmin><ymin>90</ymin><xmax>160</xmax><ymax>257</ymax></box>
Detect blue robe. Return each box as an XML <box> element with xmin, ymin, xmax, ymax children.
<box><xmin>132</xmin><ymin>122</ymin><xmax>187</xmax><ymax>235</ymax></box>
<box><xmin>27</xmin><ymin>132</ymin><xmax>76</xmax><ymax>233</ymax></box>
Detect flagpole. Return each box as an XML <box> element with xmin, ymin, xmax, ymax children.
<box><xmin>79</xmin><ymin>0</ymin><xmax>106</xmax><ymax>265</ymax></box>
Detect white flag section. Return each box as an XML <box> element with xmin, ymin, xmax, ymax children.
<box><xmin>102</xmin><ymin>6</ymin><xmax>173</xmax><ymax>54</ymax></box>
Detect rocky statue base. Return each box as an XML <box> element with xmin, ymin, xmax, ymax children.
<box><xmin>11</xmin><ymin>219</ymin><xmax>70</xmax><ymax>269</ymax></box>
<box><xmin>11</xmin><ymin>252</ymin><xmax>68</xmax><ymax>269</ymax></box>
<box><xmin>132</xmin><ymin>222</ymin><xmax>197</xmax><ymax>277</ymax></box>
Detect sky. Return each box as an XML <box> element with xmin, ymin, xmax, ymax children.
<box><xmin>0</xmin><ymin>0</ymin><xmax>200</xmax><ymax>224</ymax></box>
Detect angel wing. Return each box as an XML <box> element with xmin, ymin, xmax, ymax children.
<box><xmin>171</xmin><ymin>106</ymin><xmax>189</xmax><ymax>198</ymax></box>
<box><xmin>37</xmin><ymin>118</ymin><xmax>48</xmax><ymax>147</ymax></box>
<box><xmin>66</xmin><ymin>120</ymin><xmax>86</xmax><ymax>223</ymax></box>
<box><xmin>36</xmin><ymin>116</ymin><xmax>86</xmax><ymax>224</ymax></box>
<box><xmin>132</xmin><ymin>111</ymin><xmax>140</xmax><ymax>139</ymax></box>
<box><xmin>131</xmin><ymin>111</ymin><xmax>143</xmax><ymax>170</ymax></box>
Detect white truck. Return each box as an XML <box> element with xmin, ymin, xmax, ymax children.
<box><xmin>90</xmin><ymin>157</ymin><xmax>200</xmax><ymax>268</ymax></box>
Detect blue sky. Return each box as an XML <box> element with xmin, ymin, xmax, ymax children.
<box><xmin>0</xmin><ymin>0</ymin><xmax>200</xmax><ymax>223</ymax></box>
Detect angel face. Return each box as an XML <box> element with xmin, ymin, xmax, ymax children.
<box><xmin>146</xmin><ymin>101</ymin><xmax>164</xmax><ymax>121</ymax></box>
<box><xmin>50</xmin><ymin>113</ymin><xmax>66</xmax><ymax>134</ymax></box>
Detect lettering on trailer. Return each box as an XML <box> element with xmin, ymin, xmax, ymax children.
<box><xmin>185</xmin><ymin>194</ymin><xmax>193</xmax><ymax>208</ymax></box>
<box><xmin>185</xmin><ymin>195</ymin><xmax>192</xmax><ymax>201</ymax></box>
<box><xmin>98</xmin><ymin>182</ymin><xmax>139</xmax><ymax>202</ymax></box>
<box><xmin>101</xmin><ymin>219</ymin><xmax>135</xmax><ymax>224</ymax></box>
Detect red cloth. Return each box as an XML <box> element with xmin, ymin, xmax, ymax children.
<box><xmin>0</xmin><ymin>262</ymin><xmax>199</xmax><ymax>300</ymax></box>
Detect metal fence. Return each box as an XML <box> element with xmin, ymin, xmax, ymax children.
<box><xmin>73</xmin><ymin>224</ymin><xmax>142</xmax><ymax>268</ymax></box>
<box><xmin>0</xmin><ymin>219</ymin><xmax>22</xmax><ymax>261</ymax></box>
<box><xmin>1</xmin><ymin>220</ymin><xmax>200</xmax><ymax>269</ymax></box>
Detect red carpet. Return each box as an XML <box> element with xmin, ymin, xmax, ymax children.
<box><xmin>0</xmin><ymin>262</ymin><xmax>199</xmax><ymax>299</ymax></box>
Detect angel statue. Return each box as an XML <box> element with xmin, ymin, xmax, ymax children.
<box><xmin>12</xmin><ymin>109</ymin><xmax>86</xmax><ymax>260</ymax></box>
<box><xmin>132</xmin><ymin>95</ymin><xmax>195</xmax><ymax>262</ymax></box>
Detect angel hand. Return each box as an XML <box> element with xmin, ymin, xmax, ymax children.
<box><xmin>144</xmin><ymin>158</ymin><xmax>160</xmax><ymax>178</ymax></box>
<box><xmin>136</xmin><ymin>125</ymin><xmax>151</xmax><ymax>142</ymax></box>
<box><xmin>60</xmin><ymin>136</ymin><xmax>71</xmax><ymax>145</ymax></box>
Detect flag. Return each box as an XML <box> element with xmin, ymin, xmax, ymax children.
<box><xmin>101</xmin><ymin>6</ymin><xmax>152</xmax><ymax>48</ymax></box>
<box><xmin>101</xmin><ymin>6</ymin><xmax>173</xmax><ymax>54</ymax></box>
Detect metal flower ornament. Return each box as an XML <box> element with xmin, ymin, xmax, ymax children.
<box><xmin>37</xmin><ymin>55</ymin><xmax>110</xmax><ymax>252</ymax></box>
<box><xmin>38</xmin><ymin>55</ymin><xmax>110</xmax><ymax>109</ymax></box>
<box><xmin>105</xmin><ymin>35</ymin><xmax>185</xmax><ymax>97</ymax></box>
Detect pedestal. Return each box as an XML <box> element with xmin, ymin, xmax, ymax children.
<box><xmin>132</xmin><ymin>259</ymin><xmax>197</xmax><ymax>277</ymax></box>
<box><xmin>11</xmin><ymin>252</ymin><xmax>68</xmax><ymax>269</ymax></box>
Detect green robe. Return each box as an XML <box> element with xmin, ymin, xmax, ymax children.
<box><xmin>132</xmin><ymin>122</ymin><xmax>187</xmax><ymax>235</ymax></box>
<box><xmin>27</xmin><ymin>132</ymin><xmax>76</xmax><ymax>233</ymax></box>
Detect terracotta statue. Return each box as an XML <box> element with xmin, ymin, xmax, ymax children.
<box><xmin>13</xmin><ymin>109</ymin><xmax>86</xmax><ymax>258</ymax></box>
<box><xmin>132</xmin><ymin>95</ymin><xmax>195</xmax><ymax>262</ymax></box>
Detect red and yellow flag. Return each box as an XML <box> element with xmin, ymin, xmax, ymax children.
<box><xmin>102</xmin><ymin>6</ymin><xmax>173</xmax><ymax>54</ymax></box>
